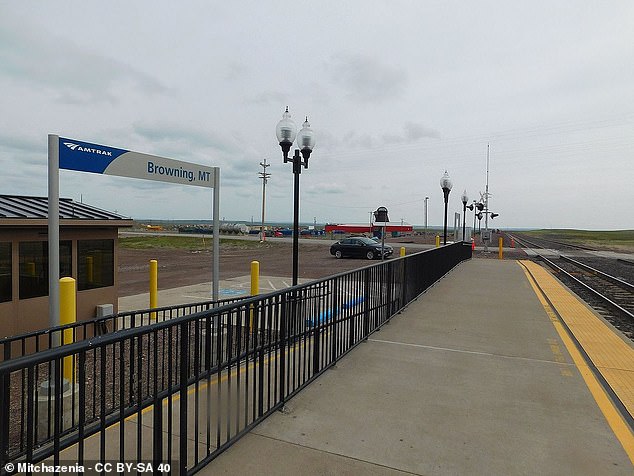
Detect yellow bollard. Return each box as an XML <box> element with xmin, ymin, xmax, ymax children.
<box><xmin>250</xmin><ymin>261</ymin><xmax>260</xmax><ymax>330</ymax></box>
<box><xmin>59</xmin><ymin>277</ymin><xmax>76</xmax><ymax>383</ymax></box>
<box><xmin>498</xmin><ymin>237</ymin><xmax>503</xmax><ymax>260</ymax></box>
<box><xmin>435</xmin><ymin>235</ymin><xmax>440</xmax><ymax>247</ymax></box>
<box><xmin>150</xmin><ymin>259</ymin><xmax>158</xmax><ymax>320</ymax></box>
<box><xmin>400</xmin><ymin>247</ymin><xmax>406</xmax><ymax>257</ymax></box>
<box><xmin>251</xmin><ymin>261</ymin><xmax>260</xmax><ymax>296</ymax></box>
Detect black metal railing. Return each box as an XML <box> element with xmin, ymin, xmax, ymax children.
<box><xmin>0</xmin><ymin>243</ymin><xmax>470</xmax><ymax>474</ymax></box>
<box><xmin>0</xmin><ymin>296</ymin><xmax>247</xmax><ymax>362</ymax></box>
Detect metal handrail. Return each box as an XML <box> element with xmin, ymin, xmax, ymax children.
<box><xmin>0</xmin><ymin>243</ymin><xmax>471</xmax><ymax>474</ymax></box>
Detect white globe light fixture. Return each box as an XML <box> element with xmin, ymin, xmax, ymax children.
<box><xmin>461</xmin><ymin>189</ymin><xmax>469</xmax><ymax>242</ymax></box>
<box><xmin>276</xmin><ymin>106</ymin><xmax>297</xmax><ymax>161</ymax></box>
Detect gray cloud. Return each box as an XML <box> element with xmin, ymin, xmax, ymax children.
<box><xmin>404</xmin><ymin>122</ymin><xmax>440</xmax><ymax>141</ymax></box>
<box><xmin>305</xmin><ymin>182</ymin><xmax>347</xmax><ymax>196</ymax></box>
<box><xmin>327</xmin><ymin>53</ymin><xmax>408</xmax><ymax>102</ymax></box>
<box><xmin>247</xmin><ymin>91</ymin><xmax>288</xmax><ymax>105</ymax></box>
<box><xmin>0</xmin><ymin>20</ymin><xmax>168</xmax><ymax>104</ymax></box>
<box><xmin>130</xmin><ymin>122</ymin><xmax>261</xmax><ymax>192</ymax></box>
<box><xmin>319</xmin><ymin>121</ymin><xmax>439</xmax><ymax>151</ymax></box>
<box><xmin>132</xmin><ymin>123</ymin><xmax>237</xmax><ymax>156</ymax></box>
<box><xmin>0</xmin><ymin>133</ymin><xmax>45</xmax><ymax>156</ymax></box>
<box><xmin>383</xmin><ymin>122</ymin><xmax>440</xmax><ymax>144</ymax></box>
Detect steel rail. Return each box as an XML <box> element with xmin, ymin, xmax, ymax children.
<box><xmin>510</xmin><ymin>233</ymin><xmax>595</xmax><ymax>252</ymax></box>
<box><xmin>560</xmin><ymin>255</ymin><xmax>634</xmax><ymax>292</ymax></box>
<box><xmin>538</xmin><ymin>254</ymin><xmax>634</xmax><ymax>321</ymax></box>
<box><xmin>509</xmin><ymin>234</ymin><xmax>546</xmax><ymax>250</ymax></box>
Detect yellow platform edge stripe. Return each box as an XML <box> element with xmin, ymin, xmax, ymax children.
<box><xmin>519</xmin><ymin>260</ymin><xmax>634</xmax><ymax>396</ymax></box>
<box><xmin>518</xmin><ymin>260</ymin><xmax>634</xmax><ymax>465</ymax></box>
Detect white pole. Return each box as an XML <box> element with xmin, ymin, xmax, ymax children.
<box><xmin>424</xmin><ymin>197</ymin><xmax>429</xmax><ymax>237</ymax></box>
<box><xmin>485</xmin><ymin>143</ymin><xmax>490</xmax><ymax>232</ymax></box>
<box><xmin>48</xmin><ymin>134</ymin><xmax>60</xmax><ymax>343</ymax></box>
<box><xmin>212</xmin><ymin>167</ymin><xmax>220</xmax><ymax>301</ymax></box>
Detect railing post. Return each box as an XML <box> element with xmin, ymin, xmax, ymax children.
<box><xmin>386</xmin><ymin>262</ymin><xmax>394</xmax><ymax>320</ymax></box>
<box><xmin>331</xmin><ymin>280</ymin><xmax>338</xmax><ymax>362</ymax></box>
<box><xmin>363</xmin><ymin>268</ymin><xmax>370</xmax><ymax>339</ymax></box>
<box><xmin>258</xmin><ymin>341</ymin><xmax>265</xmax><ymax>418</ymax></box>
<box><xmin>0</xmin><ymin>369</ymin><xmax>8</xmax><ymax>468</ymax></box>
<box><xmin>153</xmin><ymin>397</ymin><xmax>163</xmax><ymax>467</ymax></box>
<box><xmin>179</xmin><ymin>321</ymin><xmax>189</xmax><ymax>475</ymax></box>
<box><xmin>348</xmin><ymin>275</ymin><xmax>356</xmax><ymax>347</ymax></box>
<box><xmin>400</xmin><ymin>256</ymin><xmax>408</xmax><ymax>309</ymax></box>
<box><xmin>312</xmin><ymin>318</ymin><xmax>320</xmax><ymax>377</ymax></box>
<box><xmin>150</xmin><ymin>259</ymin><xmax>158</xmax><ymax>320</ymax></box>
<box><xmin>279</xmin><ymin>293</ymin><xmax>287</xmax><ymax>407</ymax></box>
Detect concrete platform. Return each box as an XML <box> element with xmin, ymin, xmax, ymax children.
<box><xmin>206</xmin><ymin>258</ymin><xmax>633</xmax><ymax>475</ymax></box>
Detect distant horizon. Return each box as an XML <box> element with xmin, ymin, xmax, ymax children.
<box><xmin>131</xmin><ymin>219</ymin><xmax>632</xmax><ymax>233</ymax></box>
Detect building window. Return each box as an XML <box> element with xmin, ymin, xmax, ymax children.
<box><xmin>19</xmin><ymin>241</ymin><xmax>72</xmax><ymax>299</ymax></box>
<box><xmin>78</xmin><ymin>240</ymin><xmax>114</xmax><ymax>291</ymax></box>
<box><xmin>0</xmin><ymin>242</ymin><xmax>10</xmax><ymax>303</ymax></box>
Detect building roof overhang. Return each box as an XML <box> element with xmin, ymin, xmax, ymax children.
<box><xmin>0</xmin><ymin>195</ymin><xmax>133</xmax><ymax>228</ymax></box>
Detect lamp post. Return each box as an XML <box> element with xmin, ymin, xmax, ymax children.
<box><xmin>461</xmin><ymin>190</ymin><xmax>468</xmax><ymax>242</ymax></box>
<box><xmin>440</xmin><ymin>171</ymin><xmax>452</xmax><ymax>245</ymax></box>
<box><xmin>471</xmin><ymin>200</ymin><xmax>478</xmax><ymax>240</ymax></box>
<box><xmin>276</xmin><ymin>107</ymin><xmax>315</xmax><ymax>286</ymax></box>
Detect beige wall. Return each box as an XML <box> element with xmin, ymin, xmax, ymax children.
<box><xmin>0</xmin><ymin>225</ymin><xmax>121</xmax><ymax>338</ymax></box>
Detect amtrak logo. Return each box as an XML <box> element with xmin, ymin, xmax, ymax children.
<box><xmin>63</xmin><ymin>142</ymin><xmax>113</xmax><ymax>156</ymax></box>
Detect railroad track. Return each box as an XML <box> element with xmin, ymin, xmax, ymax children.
<box><xmin>508</xmin><ymin>233</ymin><xmax>595</xmax><ymax>252</ymax></box>
<box><xmin>510</xmin><ymin>234</ymin><xmax>634</xmax><ymax>340</ymax></box>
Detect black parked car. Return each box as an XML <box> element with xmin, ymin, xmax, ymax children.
<box><xmin>330</xmin><ymin>237</ymin><xmax>393</xmax><ymax>260</ymax></box>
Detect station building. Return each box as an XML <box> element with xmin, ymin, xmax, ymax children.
<box><xmin>0</xmin><ymin>195</ymin><xmax>133</xmax><ymax>338</ymax></box>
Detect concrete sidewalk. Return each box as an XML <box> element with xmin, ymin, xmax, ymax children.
<box><xmin>206</xmin><ymin>258</ymin><xmax>632</xmax><ymax>475</ymax></box>
<box><xmin>118</xmin><ymin>275</ymin><xmax>310</xmax><ymax>312</ymax></box>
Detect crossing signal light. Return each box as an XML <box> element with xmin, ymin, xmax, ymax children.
<box><xmin>476</xmin><ymin>203</ymin><xmax>484</xmax><ymax>211</ymax></box>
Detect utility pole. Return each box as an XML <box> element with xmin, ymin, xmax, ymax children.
<box><xmin>258</xmin><ymin>159</ymin><xmax>271</xmax><ymax>242</ymax></box>
<box><xmin>483</xmin><ymin>144</ymin><xmax>492</xmax><ymax>252</ymax></box>
<box><xmin>485</xmin><ymin>144</ymin><xmax>490</xmax><ymax>231</ymax></box>
<box><xmin>424</xmin><ymin>196</ymin><xmax>429</xmax><ymax>237</ymax></box>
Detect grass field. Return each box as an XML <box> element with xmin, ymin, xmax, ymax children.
<box><xmin>524</xmin><ymin>229</ymin><xmax>634</xmax><ymax>251</ymax></box>
<box><xmin>119</xmin><ymin>235</ymin><xmax>282</xmax><ymax>250</ymax></box>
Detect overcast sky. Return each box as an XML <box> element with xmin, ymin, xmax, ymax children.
<box><xmin>1</xmin><ymin>1</ymin><xmax>633</xmax><ymax>230</ymax></box>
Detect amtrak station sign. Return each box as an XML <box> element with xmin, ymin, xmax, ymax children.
<box><xmin>58</xmin><ymin>137</ymin><xmax>216</xmax><ymax>188</ymax></box>
<box><xmin>48</xmin><ymin>134</ymin><xmax>221</xmax><ymax>330</ymax></box>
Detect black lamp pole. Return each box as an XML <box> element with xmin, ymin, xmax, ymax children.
<box><xmin>289</xmin><ymin>149</ymin><xmax>308</xmax><ymax>286</ymax></box>
<box><xmin>276</xmin><ymin>108</ymin><xmax>315</xmax><ymax>286</ymax></box>
<box><xmin>442</xmin><ymin>189</ymin><xmax>450</xmax><ymax>245</ymax></box>
<box><xmin>472</xmin><ymin>200</ymin><xmax>478</xmax><ymax>239</ymax></box>
<box><xmin>462</xmin><ymin>201</ymin><xmax>467</xmax><ymax>241</ymax></box>
<box><xmin>461</xmin><ymin>190</ymin><xmax>469</xmax><ymax>242</ymax></box>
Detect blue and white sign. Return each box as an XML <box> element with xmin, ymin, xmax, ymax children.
<box><xmin>59</xmin><ymin>137</ymin><xmax>215</xmax><ymax>188</ymax></box>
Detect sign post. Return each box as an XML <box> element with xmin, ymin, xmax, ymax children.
<box><xmin>48</xmin><ymin>135</ymin><xmax>60</xmax><ymax>338</ymax></box>
<box><xmin>48</xmin><ymin>135</ymin><xmax>221</xmax><ymax>330</ymax></box>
